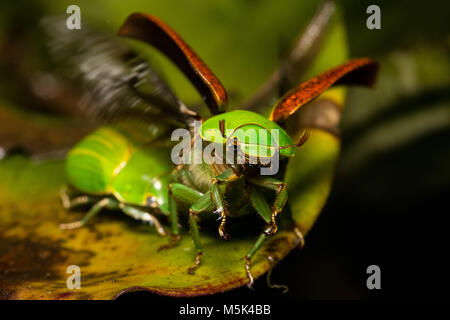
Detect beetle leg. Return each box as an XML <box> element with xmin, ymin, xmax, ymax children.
<box><xmin>210</xmin><ymin>180</ymin><xmax>229</xmax><ymax>240</ymax></box>
<box><xmin>60</xmin><ymin>186</ymin><xmax>97</xmax><ymax>209</ymax></box>
<box><xmin>248</xmin><ymin>185</ymin><xmax>272</xmax><ymax>225</ymax></box>
<box><xmin>210</xmin><ymin>168</ymin><xmax>240</xmax><ymax>239</ymax></box>
<box><xmin>248</xmin><ymin>177</ymin><xmax>288</xmax><ymax>236</ymax></box>
<box><xmin>266</xmin><ymin>255</ymin><xmax>289</xmax><ymax>293</ymax></box>
<box><xmin>244</xmin><ymin>232</ymin><xmax>270</xmax><ymax>288</ymax></box>
<box><xmin>186</xmin><ymin>192</ymin><xmax>215</xmax><ymax>274</ymax></box>
<box><xmin>187</xmin><ymin>210</ymin><xmax>203</xmax><ymax>275</ymax></box>
<box><xmin>119</xmin><ymin>204</ymin><xmax>166</xmax><ymax>236</ymax></box>
<box><xmin>158</xmin><ymin>185</ymin><xmax>181</xmax><ymax>251</ymax></box>
<box><xmin>59</xmin><ymin>198</ymin><xmax>118</xmax><ymax>230</ymax></box>
<box><xmin>157</xmin><ymin>183</ymin><xmax>205</xmax><ymax>251</ymax></box>
<box><xmin>167</xmin><ymin>185</ymin><xmax>181</xmax><ymax>239</ymax></box>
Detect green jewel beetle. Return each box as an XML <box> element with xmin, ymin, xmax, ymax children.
<box><xmin>55</xmin><ymin>13</ymin><xmax>378</xmax><ymax>286</ymax></box>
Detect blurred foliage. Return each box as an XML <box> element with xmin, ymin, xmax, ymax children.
<box><xmin>339</xmin><ymin>40</ymin><xmax>449</xmax><ymax>209</ymax></box>
<box><xmin>340</xmin><ymin>0</ymin><xmax>450</xmax><ymax>56</ymax></box>
<box><xmin>1</xmin><ymin>0</ymin><xmax>329</xmax><ymax>108</ymax></box>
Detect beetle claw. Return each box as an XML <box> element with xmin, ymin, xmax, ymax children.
<box><xmin>266</xmin><ymin>256</ymin><xmax>289</xmax><ymax>293</ymax></box>
<box><xmin>219</xmin><ymin>228</ymin><xmax>229</xmax><ymax>240</ymax></box>
<box><xmin>264</xmin><ymin>222</ymin><xmax>277</xmax><ymax>237</ymax></box>
<box><xmin>244</xmin><ymin>256</ymin><xmax>254</xmax><ymax>289</ymax></box>
<box><xmin>187</xmin><ymin>252</ymin><xmax>203</xmax><ymax>275</ymax></box>
<box><xmin>158</xmin><ymin>234</ymin><xmax>181</xmax><ymax>251</ymax></box>
<box><xmin>218</xmin><ymin>213</ymin><xmax>230</xmax><ymax>240</ymax></box>
<box><xmin>59</xmin><ymin>221</ymin><xmax>83</xmax><ymax>230</ymax></box>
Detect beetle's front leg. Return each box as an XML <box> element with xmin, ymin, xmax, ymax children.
<box><xmin>158</xmin><ymin>183</ymin><xmax>204</xmax><ymax>251</ymax></box>
<box><xmin>210</xmin><ymin>168</ymin><xmax>239</xmax><ymax>239</ymax></box>
<box><xmin>248</xmin><ymin>177</ymin><xmax>288</xmax><ymax>236</ymax></box>
<box><xmin>186</xmin><ymin>192</ymin><xmax>213</xmax><ymax>274</ymax></box>
<box><xmin>164</xmin><ymin>188</ymin><xmax>214</xmax><ymax>274</ymax></box>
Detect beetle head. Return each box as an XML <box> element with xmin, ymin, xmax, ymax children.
<box><xmin>200</xmin><ymin>110</ymin><xmax>297</xmax><ymax>165</ymax></box>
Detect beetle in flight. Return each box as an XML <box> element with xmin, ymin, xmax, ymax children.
<box><xmin>49</xmin><ymin>11</ymin><xmax>378</xmax><ymax>287</ymax></box>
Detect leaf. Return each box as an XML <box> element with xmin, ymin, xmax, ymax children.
<box><xmin>286</xmin><ymin>129</ymin><xmax>340</xmax><ymax>234</ymax></box>
<box><xmin>0</xmin><ymin>153</ymin><xmax>303</xmax><ymax>299</ymax></box>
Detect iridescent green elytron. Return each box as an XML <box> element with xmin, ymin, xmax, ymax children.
<box><xmin>66</xmin><ymin>127</ymin><xmax>171</xmax><ymax>213</ymax></box>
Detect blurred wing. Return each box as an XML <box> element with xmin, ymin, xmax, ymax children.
<box><xmin>40</xmin><ymin>16</ymin><xmax>199</xmax><ymax>128</ymax></box>
<box><xmin>118</xmin><ymin>13</ymin><xmax>228</xmax><ymax>115</ymax></box>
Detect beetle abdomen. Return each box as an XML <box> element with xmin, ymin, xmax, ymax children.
<box><xmin>111</xmin><ymin>147</ymin><xmax>172</xmax><ymax>212</ymax></box>
<box><xmin>66</xmin><ymin>127</ymin><xmax>132</xmax><ymax>194</ymax></box>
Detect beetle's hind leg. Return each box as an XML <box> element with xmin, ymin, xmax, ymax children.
<box><xmin>60</xmin><ymin>197</ymin><xmax>119</xmax><ymax>230</ymax></box>
<box><xmin>119</xmin><ymin>204</ymin><xmax>166</xmax><ymax>236</ymax></box>
<box><xmin>60</xmin><ymin>186</ymin><xmax>97</xmax><ymax>210</ymax></box>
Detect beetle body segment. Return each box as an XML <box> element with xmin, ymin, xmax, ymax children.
<box><xmin>66</xmin><ymin>127</ymin><xmax>171</xmax><ymax>214</ymax></box>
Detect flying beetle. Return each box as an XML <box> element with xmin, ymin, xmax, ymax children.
<box><xmin>51</xmin><ymin>11</ymin><xmax>378</xmax><ymax>286</ymax></box>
